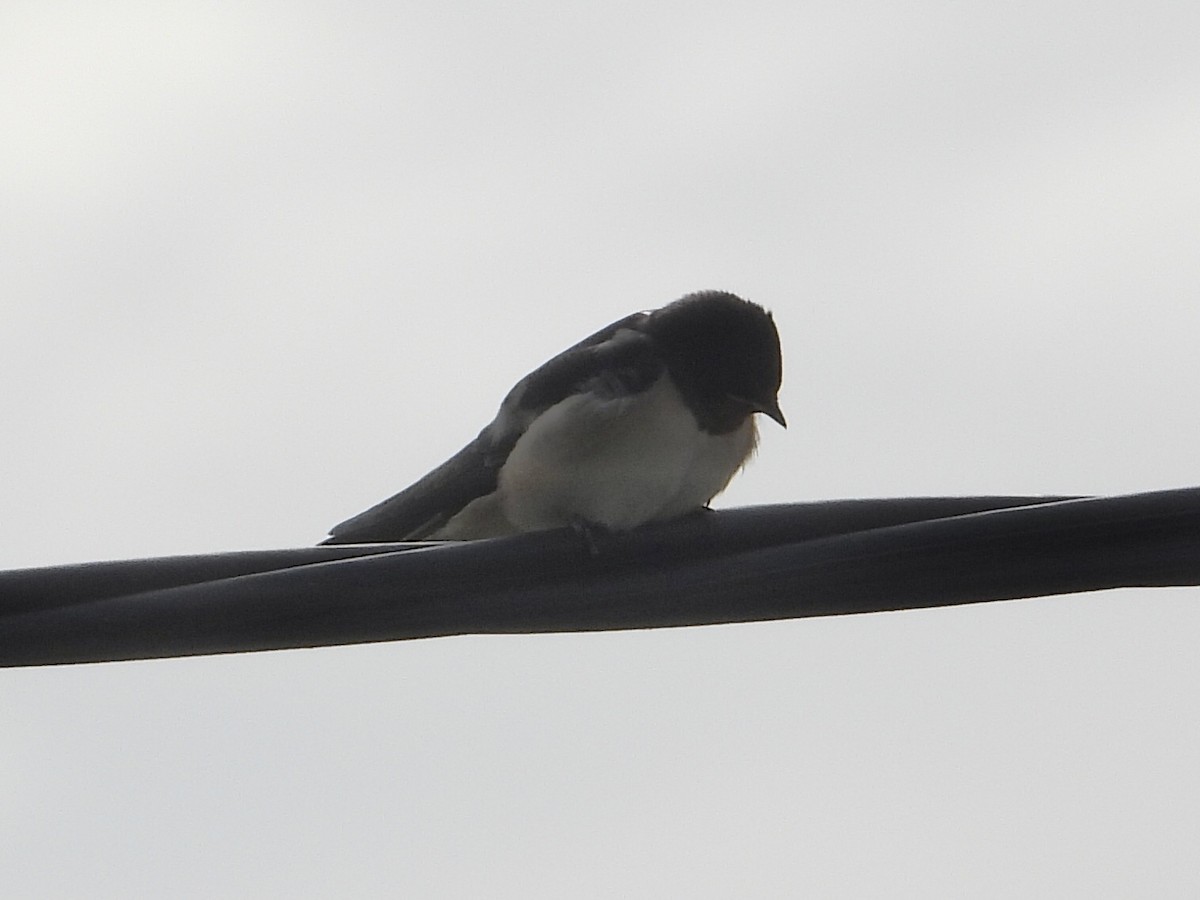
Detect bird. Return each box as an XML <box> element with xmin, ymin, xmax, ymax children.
<box><xmin>321</xmin><ymin>290</ymin><xmax>785</xmax><ymax>543</ymax></box>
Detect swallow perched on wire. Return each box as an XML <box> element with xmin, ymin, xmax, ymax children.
<box><xmin>321</xmin><ymin>290</ymin><xmax>785</xmax><ymax>543</ymax></box>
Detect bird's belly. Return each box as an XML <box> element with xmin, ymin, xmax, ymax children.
<box><xmin>497</xmin><ymin>375</ymin><xmax>756</xmax><ymax>532</ymax></box>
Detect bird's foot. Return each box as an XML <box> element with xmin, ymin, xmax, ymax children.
<box><xmin>569</xmin><ymin>517</ymin><xmax>613</xmax><ymax>557</ymax></box>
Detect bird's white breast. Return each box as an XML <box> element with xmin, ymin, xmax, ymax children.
<box><xmin>494</xmin><ymin>373</ymin><xmax>757</xmax><ymax>533</ymax></box>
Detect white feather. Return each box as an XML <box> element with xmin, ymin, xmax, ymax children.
<box><xmin>434</xmin><ymin>374</ymin><xmax>756</xmax><ymax>538</ymax></box>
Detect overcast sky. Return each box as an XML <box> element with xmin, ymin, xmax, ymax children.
<box><xmin>3</xmin><ymin>1</ymin><xmax>1200</xmax><ymax>896</ymax></box>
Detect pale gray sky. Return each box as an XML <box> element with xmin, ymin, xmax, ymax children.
<box><xmin>3</xmin><ymin>1</ymin><xmax>1200</xmax><ymax>896</ymax></box>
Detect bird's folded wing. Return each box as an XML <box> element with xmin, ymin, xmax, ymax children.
<box><xmin>322</xmin><ymin>311</ymin><xmax>657</xmax><ymax>543</ymax></box>
<box><xmin>322</xmin><ymin>437</ymin><xmax>499</xmax><ymax>542</ymax></box>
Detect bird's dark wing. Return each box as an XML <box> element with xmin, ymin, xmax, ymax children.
<box><xmin>320</xmin><ymin>436</ymin><xmax>502</xmax><ymax>543</ymax></box>
<box><xmin>321</xmin><ymin>311</ymin><xmax>661</xmax><ymax>543</ymax></box>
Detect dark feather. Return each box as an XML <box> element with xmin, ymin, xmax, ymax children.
<box><xmin>322</xmin><ymin>311</ymin><xmax>660</xmax><ymax>543</ymax></box>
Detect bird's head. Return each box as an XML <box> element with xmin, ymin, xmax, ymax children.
<box><xmin>647</xmin><ymin>291</ymin><xmax>785</xmax><ymax>435</ymax></box>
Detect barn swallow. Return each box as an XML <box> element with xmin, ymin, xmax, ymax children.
<box><xmin>321</xmin><ymin>290</ymin><xmax>784</xmax><ymax>543</ymax></box>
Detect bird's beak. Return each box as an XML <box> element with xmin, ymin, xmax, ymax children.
<box><xmin>731</xmin><ymin>393</ymin><xmax>787</xmax><ymax>428</ymax></box>
<box><xmin>757</xmin><ymin>397</ymin><xmax>787</xmax><ymax>429</ymax></box>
